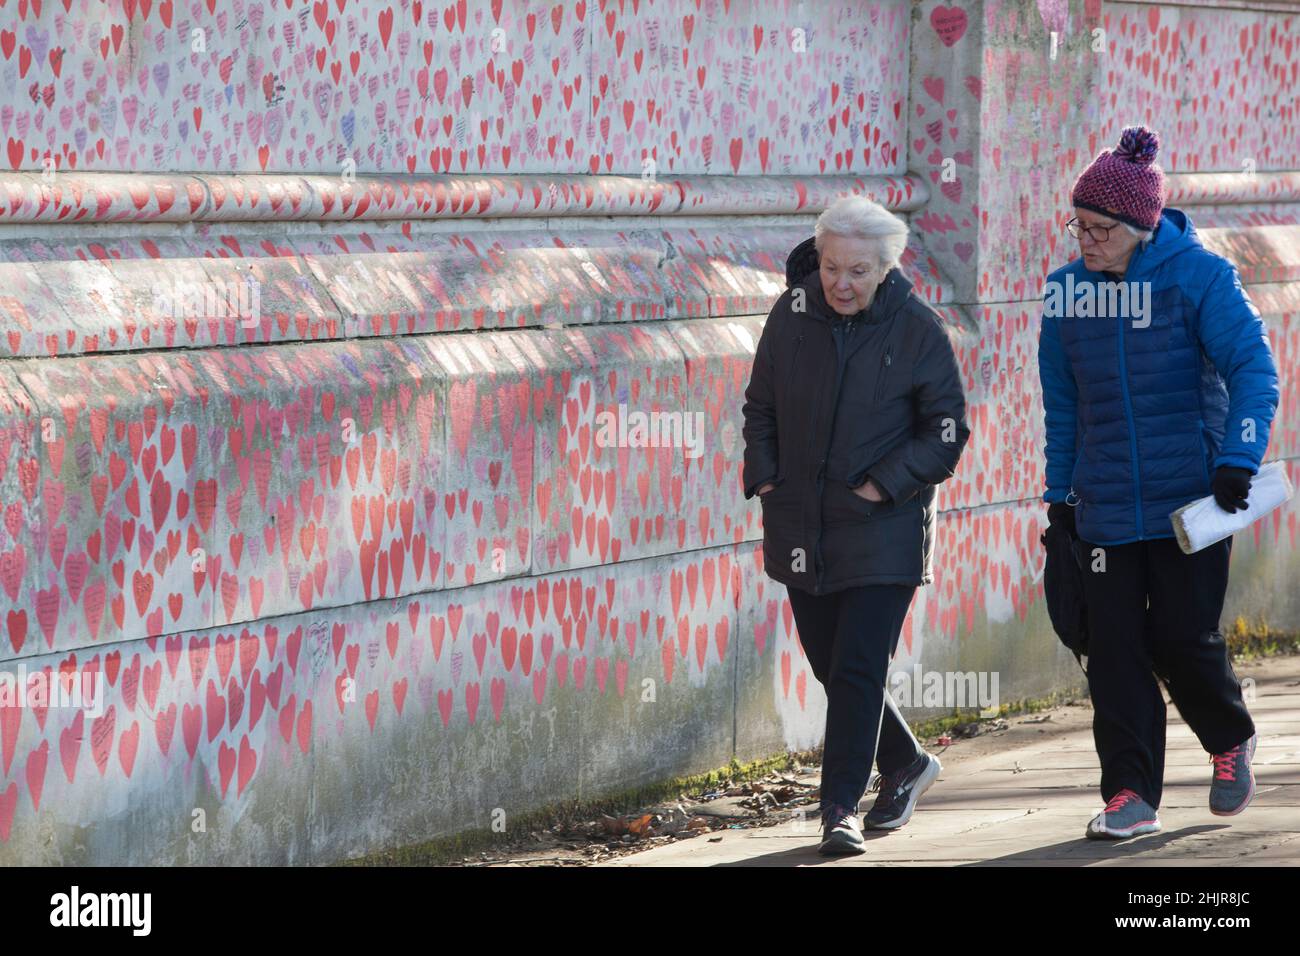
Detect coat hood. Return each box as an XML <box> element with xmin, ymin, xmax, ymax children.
<box><xmin>785</xmin><ymin>235</ymin><xmax>820</xmax><ymax>287</ymax></box>
<box><xmin>1126</xmin><ymin>207</ymin><xmax>1201</xmax><ymax>276</ymax></box>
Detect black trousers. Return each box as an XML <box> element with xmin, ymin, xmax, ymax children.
<box><xmin>1078</xmin><ymin>534</ymin><xmax>1254</xmax><ymax>809</ymax></box>
<box><xmin>787</xmin><ymin>583</ymin><xmax>923</xmax><ymax>814</ymax></box>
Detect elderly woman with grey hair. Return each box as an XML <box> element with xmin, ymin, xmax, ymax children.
<box><xmin>741</xmin><ymin>195</ymin><xmax>971</xmax><ymax>855</ymax></box>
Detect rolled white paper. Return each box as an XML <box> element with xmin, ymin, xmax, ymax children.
<box><xmin>1170</xmin><ymin>460</ymin><xmax>1295</xmax><ymax>555</ymax></box>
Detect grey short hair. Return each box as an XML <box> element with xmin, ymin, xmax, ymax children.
<box><xmin>813</xmin><ymin>195</ymin><xmax>909</xmax><ymax>272</ymax></box>
<box><xmin>1122</xmin><ymin>221</ymin><xmax>1154</xmax><ymax>243</ymax></box>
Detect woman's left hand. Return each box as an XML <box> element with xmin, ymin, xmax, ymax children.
<box><xmin>852</xmin><ymin>478</ymin><xmax>886</xmax><ymax>502</ymax></box>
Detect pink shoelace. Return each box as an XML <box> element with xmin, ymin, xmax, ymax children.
<box><xmin>1104</xmin><ymin>788</ymin><xmax>1140</xmax><ymax>813</ymax></box>
<box><xmin>1212</xmin><ymin>744</ymin><xmax>1243</xmax><ymax>782</ymax></box>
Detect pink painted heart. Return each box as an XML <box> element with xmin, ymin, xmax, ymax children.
<box><xmin>930</xmin><ymin>5</ymin><xmax>968</xmax><ymax>46</ymax></box>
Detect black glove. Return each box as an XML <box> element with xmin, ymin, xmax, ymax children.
<box><xmin>1211</xmin><ymin>466</ymin><xmax>1252</xmax><ymax>513</ymax></box>
<box><xmin>1047</xmin><ymin>501</ymin><xmax>1076</xmax><ymax>534</ymax></box>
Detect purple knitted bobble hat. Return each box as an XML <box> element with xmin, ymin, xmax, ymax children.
<box><xmin>1070</xmin><ymin>126</ymin><xmax>1166</xmax><ymax>232</ymax></box>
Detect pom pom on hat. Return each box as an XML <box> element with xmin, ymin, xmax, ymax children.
<box><xmin>1113</xmin><ymin>126</ymin><xmax>1160</xmax><ymax>165</ymax></box>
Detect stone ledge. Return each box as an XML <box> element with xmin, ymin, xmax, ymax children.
<box><xmin>1166</xmin><ymin>171</ymin><xmax>1300</xmax><ymax>207</ymax></box>
<box><xmin>0</xmin><ymin>226</ymin><xmax>954</xmax><ymax>359</ymax></box>
<box><xmin>0</xmin><ymin>173</ymin><xmax>929</xmax><ymax>227</ymax></box>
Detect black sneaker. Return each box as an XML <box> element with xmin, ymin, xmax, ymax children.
<box><xmin>817</xmin><ymin>801</ymin><xmax>865</xmax><ymax>855</ymax></box>
<box><xmin>864</xmin><ymin>751</ymin><xmax>941</xmax><ymax>830</ymax></box>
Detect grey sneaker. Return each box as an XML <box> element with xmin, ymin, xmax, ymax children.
<box><xmin>1209</xmin><ymin>733</ymin><xmax>1257</xmax><ymax>816</ymax></box>
<box><xmin>1086</xmin><ymin>788</ymin><xmax>1162</xmax><ymax>839</ymax></box>
<box><xmin>818</xmin><ymin>801</ymin><xmax>865</xmax><ymax>855</ymax></box>
<box><xmin>865</xmin><ymin>751</ymin><xmax>942</xmax><ymax>830</ymax></box>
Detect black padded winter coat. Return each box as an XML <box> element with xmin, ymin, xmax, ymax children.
<box><xmin>741</xmin><ymin>237</ymin><xmax>971</xmax><ymax>593</ymax></box>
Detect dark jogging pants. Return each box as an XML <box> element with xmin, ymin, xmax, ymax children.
<box><xmin>1078</xmin><ymin>534</ymin><xmax>1255</xmax><ymax>809</ymax></box>
<box><xmin>787</xmin><ymin>583</ymin><xmax>924</xmax><ymax>815</ymax></box>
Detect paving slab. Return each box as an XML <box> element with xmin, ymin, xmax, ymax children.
<box><xmin>602</xmin><ymin>655</ymin><xmax>1300</xmax><ymax>866</ymax></box>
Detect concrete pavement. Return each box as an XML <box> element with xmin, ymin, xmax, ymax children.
<box><xmin>603</xmin><ymin>655</ymin><xmax>1300</xmax><ymax>866</ymax></box>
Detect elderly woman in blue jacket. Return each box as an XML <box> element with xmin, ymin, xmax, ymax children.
<box><xmin>1038</xmin><ymin>127</ymin><xmax>1280</xmax><ymax>840</ymax></box>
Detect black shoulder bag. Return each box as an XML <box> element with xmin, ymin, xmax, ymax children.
<box><xmin>1039</xmin><ymin>519</ymin><xmax>1090</xmax><ymax>674</ymax></box>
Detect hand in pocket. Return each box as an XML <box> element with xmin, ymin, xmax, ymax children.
<box><xmin>852</xmin><ymin>478</ymin><xmax>886</xmax><ymax>502</ymax></box>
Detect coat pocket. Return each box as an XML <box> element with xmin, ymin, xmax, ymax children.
<box><xmin>1068</xmin><ymin>451</ymin><xmax>1084</xmax><ymax>503</ymax></box>
<box><xmin>818</xmin><ymin>484</ymin><xmax>923</xmax><ymax>585</ymax></box>
<box><xmin>760</xmin><ymin>479</ymin><xmax>806</xmax><ymax>573</ymax></box>
<box><xmin>758</xmin><ymin>476</ymin><xmax>790</xmax><ymax>522</ymax></box>
<box><xmin>826</xmin><ymin>479</ymin><xmax>880</xmax><ymax>523</ymax></box>
<box><xmin>872</xmin><ymin>344</ymin><xmax>894</xmax><ymax>404</ymax></box>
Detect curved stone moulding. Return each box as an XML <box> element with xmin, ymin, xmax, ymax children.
<box><xmin>1165</xmin><ymin>171</ymin><xmax>1300</xmax><ymax>208</ymax></box>
<box><xmin>0</xmin><ymin>173</ymin><xmax>929</xmax><ymax>226</ymax></box>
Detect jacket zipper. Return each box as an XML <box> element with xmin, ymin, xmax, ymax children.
<box><xmin>810</xmin><ymin>316</ymin><xmax>859</xmax><ymax>593</ymax></box>
<box><xmin>1115</xmin><ymin>248</ymin><xmax>1146</xmax><ymax>539</ymax></box>
<box><xmin>1117</xmin><ymin>318</ymin><xmax>1144</xmax><ymax>536</ymax></box>
<box><xmin>1118</xmin><ymin>244</ymin><xmax>1149</xmax><ymax>538</ymax></box>
<box><xmin>843</xmin><ymin>342</ymin><xmax>894</xmax><ymax>488</ymax></box>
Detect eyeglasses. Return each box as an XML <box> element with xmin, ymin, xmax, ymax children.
<box><xmin>1065</xmin><ymin>217</ymin><xmax>1118</xmax><ymax>242</ymax></box>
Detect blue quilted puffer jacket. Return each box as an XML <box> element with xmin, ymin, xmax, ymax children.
<box><xmin>1038</xmin><ymin>207</ymin><xmax>1280</xmax><ymax>545</ymax></box>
